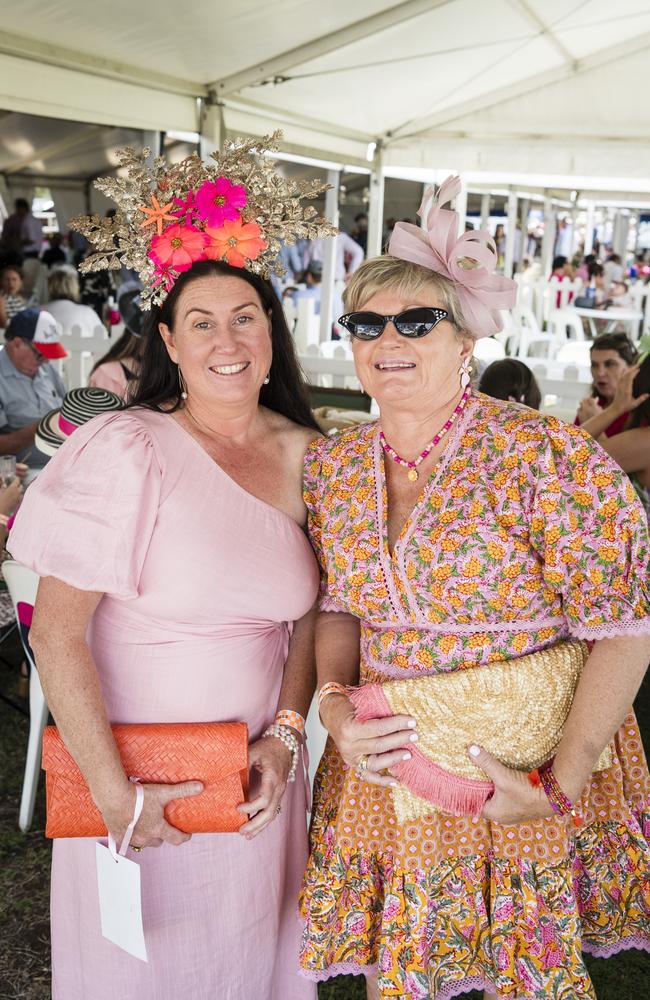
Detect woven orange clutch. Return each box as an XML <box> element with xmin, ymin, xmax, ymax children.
<box><xmin>41</xmin><ymin>722</ymin><xmax>249</xmax><ymax>838</ymax></box>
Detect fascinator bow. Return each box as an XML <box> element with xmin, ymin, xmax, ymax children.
<box><xmin>388</xmin><ymin>175</ymin><xmax>517</xmax><ymax>338</ymax></box>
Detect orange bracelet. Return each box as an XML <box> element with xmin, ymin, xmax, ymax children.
<box><xmin>317</xmin><ymin>682</ymin><xmax>348</xmax><ymax>713</ymax></box>
<box><xmin>274</xmin><ymin>709</ymin><xmax>305</xmax><ymax>738</ymax></box>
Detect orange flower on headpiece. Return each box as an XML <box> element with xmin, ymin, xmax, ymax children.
<box><xmin>205</xmin><ymin>218</ymin><xmax>267</xmax><ymax>267</ymax></box>
<box><xmin>150</xmin><ymin>223</ymin><xmax>209</xmax><ymax>273</ymax></box>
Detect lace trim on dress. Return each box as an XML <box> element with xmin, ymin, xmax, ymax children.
<box><xmin>582</xmin><ymin>934</ymin><xmax>650</xmax><ymax>959</ymax></box>
<box><xmin>299</xmin><ymin>960</ymin><xmax>376</xmax><ymax>982</ymax></box>
<box><xmin>569</xmin><ymin>618</ymin><xmax>650</xmax><ymax>640</ymax></box>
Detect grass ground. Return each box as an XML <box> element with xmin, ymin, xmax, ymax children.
<box><xmin>0</xmin><ymin>643</ymin><xmax>648</xmax><ymax>999</ymax></box>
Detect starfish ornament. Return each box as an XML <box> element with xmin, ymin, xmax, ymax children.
<box><xmin>138</xmin><ymin>194</ymin><xmax>176</xmax><ymax>236</ymax></box>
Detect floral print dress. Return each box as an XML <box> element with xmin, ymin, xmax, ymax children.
<box><xmin>299</xmin><ymin>392</ymin><xmax>650</xmax><ymax>1000</ymax></box>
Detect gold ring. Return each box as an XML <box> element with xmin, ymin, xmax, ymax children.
<box><xmin>357</xmin><ymin>753</ymin><xmax>369</xmax><ymax>773</ymax></box>
<box><xmin>131</xmin><ymin>845</ymin><xmax>144</xmax><ymax>852</ymax></box>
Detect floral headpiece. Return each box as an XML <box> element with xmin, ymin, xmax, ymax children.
<box><xmin>388</xmin><ymin>175</ymin><xmax>517</xmax><ymax>338</ymax></box>
<box><xmin>70</xmin><ymin>131</ymin><xmax>337</xmax><ymax>309</ymax></box>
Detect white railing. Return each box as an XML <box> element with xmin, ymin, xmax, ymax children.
<box><xmin>297</xmin><ymin>340</ymin><xmax>590</xmax><ymax>421</ymax></box>
<box><xmin>55</xmin><ymin>322</ymin><xmax>112</xmax><ymax>389</ymax></box>
<box><xmin>299</xmin><ymin>343</ymin><xmax>360</xmax><ymax>390</ymax></box>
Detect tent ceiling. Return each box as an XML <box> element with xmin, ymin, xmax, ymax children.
<box><xmin>0</xmin><ymin>112</ymin><xmax>144</xmax><ymax>181</ymax></box>
<box><xmin>1</xmin><ymin>0</ymin><xmax>649</xmax><ymax>189</ymax></box>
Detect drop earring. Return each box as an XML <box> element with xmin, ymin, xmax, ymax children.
<box><xmin>178</xmin><ymin>365</ymin><xmax>188</xmax><ymax>400</ymax></box>
<box><xmin>459</xmin><ymin>358</ymin><xmax>471</xmax><ymax>390</ymax></box>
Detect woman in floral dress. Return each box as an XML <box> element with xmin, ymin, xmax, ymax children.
<box><xmin>298</xmin><ymin>179</ymin><xmax>650</xmax><ymax>999</ymax></box>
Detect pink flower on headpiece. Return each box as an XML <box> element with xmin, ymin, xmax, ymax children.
<box><xmin>388</xmin><ymin>176</ymin><xmax>517</xmax><ymax>338</ymax></box>
<box><xmin>172</xmin><ymin>191</ymin><xmax>198</xmax><ymax>221</ymax></box>
<box><xmin>151</xmin><ymin>260</ymin><xmax>176</xmax><ymax>293</ymax></box>
<box><xmin>195</xmin><ymin>177</ymin><xmax>247</xmax><ymax>228</ymax></box>
<box><xmin>204</xmin><ymin>218</ymin><xmax>267</xmax><ymax>267</ymax></box>
<box><xmin>150</xmin><ymin>223</ymin><xmax>209</xmax><ymax>273</ymax></box>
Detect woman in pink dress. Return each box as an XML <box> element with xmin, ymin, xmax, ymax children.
<box><xmin>9</xmin><ymin>254</ymin><xmax>322</xmax><ymax>997</ymax></box>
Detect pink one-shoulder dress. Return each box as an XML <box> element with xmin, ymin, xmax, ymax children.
<box><xmin>9</xmin><ymin>407</ymin><xmax>319</xmax><ymax>1000</ymax></box>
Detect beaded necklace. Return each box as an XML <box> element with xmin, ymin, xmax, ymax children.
<box><xmin>379</xmin><ymin>386</ymin><xmax>471</xmax><ymax>482</ymax></box>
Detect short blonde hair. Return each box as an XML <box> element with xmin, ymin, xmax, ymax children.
<box><xmin>47</xmin><ymin>267</ymin><xmax>80</xmax><ymax>303</ymax></box>
<box><xmin>343</xmin><ymin>256</ymin><xmax>474</xmax><ymax>337</ymax></box>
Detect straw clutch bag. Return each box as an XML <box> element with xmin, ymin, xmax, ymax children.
<box><xmin>42</xmin><ymin>721</ymin><xmax>249</xmax><ymax>838</ymax></box>
<box><xmin>349</xmin><ymin>640</ymin><xmax>612</xmax><ymax>823</ymax></box>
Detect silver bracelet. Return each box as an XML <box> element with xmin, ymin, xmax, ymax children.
<box><xmin>262</xmin><ymin>723</ymin><xmax>299</xmax><ymax>782</ymax></box>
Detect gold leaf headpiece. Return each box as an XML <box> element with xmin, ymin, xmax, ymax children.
<box><xmin>70</xmin><ymin>131</ymin><xmax>337</xmax><ymax>309</ymax></box>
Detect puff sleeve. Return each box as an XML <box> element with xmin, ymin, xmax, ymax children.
<box><xmin>527</xmin><ymin>417</ymin><xmax>650</xmax><ymax>639</ymax></box>
<box><xmin>303</xmin><ymin>437</ymin><xmax>348</xmax><ymax>613</ymax></box>
<box><xmin>8</xmin><ymin>411</ymin><xmax>162</xmax><ymax>600</ymax></box>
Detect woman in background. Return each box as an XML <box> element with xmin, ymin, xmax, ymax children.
<box><xmin>43</xmin><ymin>267</ymin><xmax>101</xmax><ymax>337</ymax></box>
<box><xmin>575</xmin><ymin>333</ymin><xmax>637</xmax><ymax>436</ymax></box>
<box><xmin>89</xmin><ymin>287</ymin><xmax>144</xmax><ymax>398</ymax></box>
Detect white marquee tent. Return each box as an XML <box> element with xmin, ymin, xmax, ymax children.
<box><xmin>2</xmin><ymin>0</ymin><xmax>650</xmax><ymax>175</ymax></box>
<box><xmin>2</xmin><ymin>0</ymin><xmax>650</xmax><ymax>273</ymax></box>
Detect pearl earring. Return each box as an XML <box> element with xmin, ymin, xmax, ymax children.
<box><xmin>178</xmin><ymin>365</ymin><xmax>188</xmax><ymax>400</ymax></box>
<box><xmin>459</xmin><ymin>358</ymin><xmax>471</xmax><ymax>390</ymax></box>
<box><xmin>263</xmin><ymin>374</ymin><xmax>270</xmax><ymax>385</ymax></box>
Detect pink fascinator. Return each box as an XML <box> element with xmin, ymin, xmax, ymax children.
<box><xmin>388</xmin><ymin>175</ymin><xmax>517</xmax><ymax>338</ymax></box>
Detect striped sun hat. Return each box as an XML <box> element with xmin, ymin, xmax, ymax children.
<box><xmin>35</xmin><ymin>386</ymin><xmax>123</xmax><ymax>457</ymax></box>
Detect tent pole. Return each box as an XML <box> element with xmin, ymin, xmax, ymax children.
<box><xmin>319</xmin><ymin>169</ymin><xmax>340</xmax><ymax>343</ymax></box>
<box><xmin>519</xmin><ymin>197</ymin><xmax>530</xmax><ymax>264</ymax></box>
<box><xmin>584</xmin><ymin>201</ymin><xmax>595</xmax><ymax>255</ymax></box>
<box><xmin>454</xmin><ymin>177</ymin><xmax>467</xmax><ymax>237</ymax></box>
<box><xmin>480</xmin><ymin>192</ymin><xmax>490</xmax><ymax>231</ymax></box>
<box><xmin>199</xmin><ymin>95</ymin><xmax>224</xmax><ymax>160</ymax></box>
<box><xmin>367</xmin><ymin>143</ymin><xmax>384</xmax><ymax>258</ymax></box>
<box><xmin>504</xmin><ymin>188</ymin><xmax>518</xmax><ymax>278</ymax></box>
<box><xmin>541</xmin><ymin>194</ymin><xmax>556</xmax><ymax>277</ymax></box>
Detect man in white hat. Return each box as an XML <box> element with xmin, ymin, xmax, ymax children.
<box><xmin>0</xmin><ymin>309</ymin><xmax>67</xmax><ymax>469</ymax></box>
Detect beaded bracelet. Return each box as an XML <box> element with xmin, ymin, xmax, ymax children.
<box><xmin>529</xmin><ymin>763</ymin><xmax>583</xmax><ymax>827</ymax></box>
<box><xmin>262</xmin><ymin>723</ymin><xmax>299</xmax><ymax>782</ymax></box>
<box><xmin>317</xmin><ymin>681</ymin><xmax>348</xmax><ymax>713</ymax></box>
<box><xmin>274</xmin><ymin>709</ymin><xmax>306</xmax><ymax>738</ymax></box>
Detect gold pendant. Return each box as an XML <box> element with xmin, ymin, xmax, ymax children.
<box><xmin>407</xmin><ymin>468</ymin><xmax>419</xmax><ymax>482</ymax></box>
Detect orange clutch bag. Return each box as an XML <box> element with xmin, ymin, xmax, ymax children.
<box><xmin>41</xmin><ymin>722</ymin><xmax>249</xmax><ymax>838</ymax></box>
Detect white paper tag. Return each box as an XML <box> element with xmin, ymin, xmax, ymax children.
<box><xmin>96</xmin><ymin>842</ymin><xmax>148</xmax><ymax>962</ymax></box>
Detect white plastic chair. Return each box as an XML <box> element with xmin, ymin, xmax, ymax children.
<box><xmin>514</xmin><ymin>306</ymin><xmax>556</xmax><ymax>359</ymax></box>
<box><xmin>3</xmin><ymin>560</ymin><xmax>47</xmax><ymax>832</ymax></box>
<box><xmin>495</xmin><ymin>310</ymin><xmax>520</xmax><ymax>356</ymax></box>
<box><xmin>547</xmin><ymin>309</ymin><xmax>586</xmax><ymax>357</ymax></box>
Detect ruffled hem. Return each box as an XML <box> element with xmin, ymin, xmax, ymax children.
<box><xmin>434</xmin><ymin>976</ymin><xmax>495</xmax><ymax>999</ymax></box>
<box><xmin>582</xmin><ymin>934</ymin><xmax>650</xmax><ymax>959</ymax></box>
<box><xmin>300</xmin><ymin>812</ymin><xmax>649</xmax><ymax>999</ymax></box>
<box><xmin>569</xmin><ymin>617</ymin><xmax>650</xmax><ymax>639</ymax></box>
<box><xmin>299</xmin><ymin>961</ymin><xmax>376</xmax><ymax>982</ymax></box>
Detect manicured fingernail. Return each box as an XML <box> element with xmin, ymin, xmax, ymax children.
<box><xmin>468</xmin><ymin>744</ymin><xmax>481</xmax><ymax>757</ymax></box>
<box><xmin>389</xmin><ymin>780</ymin><xmax>398</xmax><ymax>787</ymax></box>
<box><xmin>407</xmin><ymin>719</ymin><xmax>417</xmax><ymax>728</ymax></box>
<box><xmin>402</xmin><ymin>752</ymin><xmax>412</xmax><ymax>761</ymax></box>
<box><xmin>409</xmin><ymin>733</ymin><xmax>419</xmax><ymax>742</ymax></box>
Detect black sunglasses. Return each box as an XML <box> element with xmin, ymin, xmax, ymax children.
<box><xmin>338</xmin><ymin>307</ymin><xmax>449</xmax><ymax>341</ymax></box>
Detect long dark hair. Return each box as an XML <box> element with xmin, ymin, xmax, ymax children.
<box><xmin>478</xmin><ymin>358</ymin><xmax>542</xmax><ymax>410</ymax></box>
<box><xmin>128</xmin><ymin>260</ymin><xmax>318</xmax><ymax>431</ymax></box>
<box><xmin>629</xmin><ymin>354</ymin><xmax>650</xmax><ymax>429</ymax></box>
<box><xmin>90</xmin><ymin>330</ymin><xmax>143</xmax><ymax>375</ymax></box>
